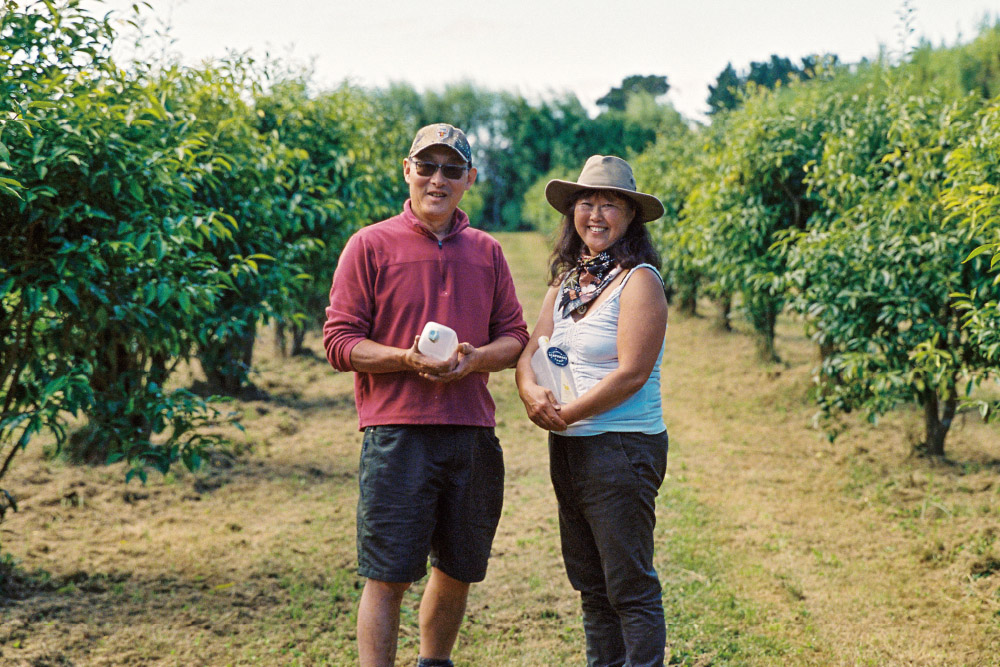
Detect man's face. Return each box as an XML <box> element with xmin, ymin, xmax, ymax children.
<box><xmin>403</xmin><ymin>146</ymin><xmax>477</xmax><ymax>228</ymax></box>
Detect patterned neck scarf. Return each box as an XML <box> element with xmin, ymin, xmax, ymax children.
<box><xmin>557</xmin><ymin>251</ymin><xmax>622</xmax><ymax>318</ymax></box>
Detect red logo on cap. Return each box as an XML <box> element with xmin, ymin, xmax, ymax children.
<box><xmin>436</xmin><ymin>126</ymin><xmax>449</xmax><ymax>139</ymax></box>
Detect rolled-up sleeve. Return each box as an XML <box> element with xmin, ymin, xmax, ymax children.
<box><xmin>489</xmin><ymin>244</ymin><xmax>529</xmax><ymax>346</ymax></box>
<box><xmin>323</xmin><ymin>234</ymin><xmax>374</xmax><ymax>372</ymax></box>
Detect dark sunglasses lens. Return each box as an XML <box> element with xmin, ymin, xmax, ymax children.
<box><xmin>414</xmin><ymin>161</ymin><xmax>436</xmax><ymax>177</ymax></box>
<box><xmin>413</xmin><ymin>160</ymin><xmax>466</xmax><ymax>180</ymax></box>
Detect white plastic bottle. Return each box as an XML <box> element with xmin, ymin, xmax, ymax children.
<box><xmin>530</xmin><ymin>336</ymin><xmax>577</xmax><ymax>403</ymax></box>
<box><xmin>417</xmin><ymin>321</ymin><xmax>459</xmax><ymax>361</ymax></box>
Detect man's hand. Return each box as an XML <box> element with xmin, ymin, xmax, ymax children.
<box><xmin>420</xmin><ymin>342</ymin><xmax>479</xmax><ymax>383</ymax></box>
<box><xmin>402</xmin><ymin>335</ymin><xmax>457</xmax><ymax>376</ymax></box>
<box><xmin>518</xmin><ymin>381</ymin><xmax>568</xmax><ymax>431</ymax></box>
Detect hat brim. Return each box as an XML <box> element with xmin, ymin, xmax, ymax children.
<box><xmin>544</xmin><ymin>180</ymin><xmax>665</xmax><ymax>224</ymax></box>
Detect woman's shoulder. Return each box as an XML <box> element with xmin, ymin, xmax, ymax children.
<box><xmin>618</xmin><ymin>264</ymin><xmax>663</xmax><ymax>291</ymax></box>
<box><xmin>625</xmin><ymin>263</ymin><xmax>662</xmax><ymax>281</ymax></box>
<box><xmin>619</xmin><ymin>265</ymin><xmax>667</xmax><ymax>308</ymax></box>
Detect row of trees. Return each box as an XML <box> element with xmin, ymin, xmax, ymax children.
<box><xmin>0</xmin><ymin>0</ymin><xmax>406</xmax><ymax>505</ymax></box>
<box><xmin>376</xmin><ymin>76</ymin><xmax>681</xmax><ymax>231</ymax></box>
<box><xmin>631</xmin><ymin>26</ymin><xmax>1000</xmax><ymax>456</ymax></box>
<box><xmin>0</xmin><ymin>0</ymin><xmax>688</xmax><ymax>508</ymax></box>
<box><xmin>2</xmin><ymin>0</ymin><xmax>998</xmax><ymax>518</ymax></box>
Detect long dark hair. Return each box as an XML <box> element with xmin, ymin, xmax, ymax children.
<box><xmin>548</xmin><ymin>189</ymin><xmax>661</xmax><ymax>285</ymax></box>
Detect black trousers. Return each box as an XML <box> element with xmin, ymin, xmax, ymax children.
<box><xmin>549</xmin><ymin>430</ymin><xmax>669</xmax><ymax>667</ymax></box>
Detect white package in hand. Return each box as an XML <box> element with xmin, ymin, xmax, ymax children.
<box><xmin>530</xmin><ymin>336</ymin><xmax>577</xmax><ymax>403</ymax></box>
<box><xmin>417</xmin><ymin>321</ymin><xmax>458</xmax><ymax>361</ymax></box>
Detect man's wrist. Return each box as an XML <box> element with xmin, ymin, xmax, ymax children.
<box><xmin>460</xmin><ymin>346</ymin><xmax>480</xmax><ymax>373</ymax></box>
<box><xmin>396</xmin><ymin>345</ymin><xmax>413</xmax><ymax>372</ymax></box>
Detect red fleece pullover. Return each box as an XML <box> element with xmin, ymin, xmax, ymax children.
<box><xmin>323</xmin><ymin>201</ymin><xmax>529</xmax><ymax>429</ymax></box>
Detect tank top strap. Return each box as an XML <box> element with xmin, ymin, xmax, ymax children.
<box><xmin>617</xmin><ymin>263</ymin><xmax>663</xmax><ymax>292</ymax></box>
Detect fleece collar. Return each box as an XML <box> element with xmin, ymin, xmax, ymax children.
<box><xmin>402</xmin><ymin>199</ymin><xmax>470</xmax><ymax>242</ymax></box>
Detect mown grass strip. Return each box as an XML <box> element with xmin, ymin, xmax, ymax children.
<box><xmin>657</xmin><ymin>479</ymin><xmax>794</xmax><ymax>665</ymax></box>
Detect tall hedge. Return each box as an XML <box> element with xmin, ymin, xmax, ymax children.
<box><xmin>633</xmin><ymin>28</ymin><xmax>1000</xmax><ymax>454</ymax></box>
<box><xmin>1</xmin><ymin>1</ymin><xmax>242</xmax><ymax>484</ymax></box>
<box><xmin>0</xmin><ymin>1</ymin><xmax>404</xmax><ymax>506</ymax></box>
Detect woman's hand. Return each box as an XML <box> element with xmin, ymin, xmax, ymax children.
<box><xmin>515</xmin><ymin>284</ymin><xmax>566</xmax><ymax>430</ymax></box>
<box><xmin>519</xmin><ymin>381</ymin><xmax>568</xmax><ymax>431</ymax></box>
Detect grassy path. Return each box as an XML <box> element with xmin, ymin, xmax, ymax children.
<box><xmin>2</xmin><ymin>232</ymin><xmax>999</xmax><ymax>665</ymax></box>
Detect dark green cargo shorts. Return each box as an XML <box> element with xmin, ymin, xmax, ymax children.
<box><xmin>357</xmin><ymin>425</ymin><xmax>504</xmax><ymax>583</ymax></box>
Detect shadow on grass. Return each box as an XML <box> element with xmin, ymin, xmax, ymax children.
<box><xmin>258</xmin><ymin>391</ymin><xmax>356</xmax><ymax>413</ymax></box>
<box><xmin>191</xmin><ymin>379</ymin><xmax>356</xmax><ymax>414</ymax></box>
<box><xmin>1</xmin><ymin>561</ymin><xmax>360</xmax><ymax>663</ymax></box>
<box><xmin>907</xmin><ymin>449</ymin><xmax>1000</xmax><ymax>476</ymax></box>
<box><xmin>180</xmin><ymin>446</ymin><xmax>357</xmax><ymax>497</ymax></box>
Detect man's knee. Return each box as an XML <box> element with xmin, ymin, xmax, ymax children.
<box><xmin>364</xmin><ymin>578</ymin><xmax>412</xmax><ymax>605</ymax></box>
<box><xmin>429</xmin><ymin>567</ymin><xmax>471</xmax><ymax>597</ymax></box>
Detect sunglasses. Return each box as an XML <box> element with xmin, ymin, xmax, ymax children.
<box><xmin>409</xmin><ymin>158</ymin><xmax>469</xmax><ymax>180</ymax></box>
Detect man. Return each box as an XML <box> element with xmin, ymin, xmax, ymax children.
<box><xmin>323</xmin><ymin>123</ymin><xmax>528</xmax><ymax>667</ymax></box>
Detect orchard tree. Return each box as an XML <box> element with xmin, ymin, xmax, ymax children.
<box><xmin>907</xmin><ymin>24</ymin><xmax>1000</xmax><ymax>102</ymax></box>
<box><xmin>256</xmin><ymin>80</ymin><xmax>408</xmax><ymax>355</ymax></box>
<box><xmin>941</xmin><ymin>100</ymin><xmax>1000</xmax><ymax>421</ymax></box>
<box><xmin>176</xmin><ymin>61</ymin><xmax>316</xmax><ymax>395</ymax></box>
<box><xmin>631</xmin><ymin>121</ymin><xmax>703</xmax><ymax>313</ymax></box>
<box><xmin>1</xmin><ymin>1</ymin><xmax>240</xmax><ymax>483</ymax></box>
<box><xmin>688</xmin><ymin>77</ymin><xmax>836</xmax><ymax>359</ymax></box>
<box><xmin>787</xmin><ymin>77</ymin><xmax>995</xmax><ymax>455</ymax></box>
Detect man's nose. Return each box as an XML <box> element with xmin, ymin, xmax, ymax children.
<box><xmin>429</xmin><ymin>166</ymin><xmax>449</xmax><ymax>185</ymax></box>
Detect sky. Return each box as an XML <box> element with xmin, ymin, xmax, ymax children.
<box><xmin>80</xmin><ymin>0</ymin><xmax>999</xmax><ymax>121</ymax></box>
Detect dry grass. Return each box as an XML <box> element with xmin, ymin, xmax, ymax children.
<box><xmin>1</xmin><ymin>231</ymin><xmax>999</xmax><ymax>666</ymax></box>
<box><xmin>660</xmin><ymin>304</ymin><xmax>1000</xmax><ymax>666</ymax></box>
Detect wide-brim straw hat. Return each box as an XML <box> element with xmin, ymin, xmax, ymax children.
<box><xmin>545</xmin><ymin>155</ymin><xmax>665</xmax><ymax>224</ymax></box>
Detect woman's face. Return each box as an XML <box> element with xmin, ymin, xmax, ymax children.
<box><xmin>572</xmin><ymin>191</ymin><xmax>635</xmax><ymax>256</ymax></box>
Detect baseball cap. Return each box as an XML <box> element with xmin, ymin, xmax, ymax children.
<box><xmin>408</xmin><ymin>123</ymin><xmax>472</xmax><ymax>166</ymax></box>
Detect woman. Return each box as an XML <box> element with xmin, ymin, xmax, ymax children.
<box><xmin>515</xmin><ymin>155</ymin><xmax>669</xmax><ymax>667</ymax></box>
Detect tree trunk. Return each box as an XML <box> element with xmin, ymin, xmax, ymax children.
<box><xmin>922</xmin><ymin>390</ymin><xmax>956</xmax><ymax>457</ymax></box>
<box><xmin>290</xmin><ymin>323</ymin><xmax>307</xmax><ymax>356</ymax></box>
<box><xmin>713</xmin><ymin>293</ymin><xmax>732</xmax><ymax>331</ymax></box>
<box><xmin>748</xmin><ymin>296</ymin><xmax>780</xmax><ymax>363</ymax></box>
<box><xmin>274</xmin><ymin>319</ymin><xmax>308</xmax><ymax>357</ymax></box>
<box><xmin>755</xmin><ymin>328</ymin><xmax>779</xmax><ymax>364</ymax></box>
<box><xmin>200</xmin><ymin>325</ymin><xmax>257</xmax><ymax>397</ymax></box>
<box><xmin>677</xmin><ymin>280</ymin><xmax>698</xmax><ymax>316</ymax></box>
<box><xmin>274</xmin><ymin>321</ymin><xmax>288</xmax><ymax>358</ymax></box>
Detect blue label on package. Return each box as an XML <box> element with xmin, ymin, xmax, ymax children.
<box><xmin>547</xmin><ymin>346</ymin><xmax>569</xmax><ymax>367</ymax></box>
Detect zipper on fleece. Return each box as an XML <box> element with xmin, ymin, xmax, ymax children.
<box><xmin>438</xmin><ymin>238</ymin><xmax>447</xmax><ymax>294</ymax></box>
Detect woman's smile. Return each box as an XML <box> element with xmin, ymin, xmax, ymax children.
<box><xmin>574</xmin><ymin>192</ymin><xmax>634</xmax><ymax>254</ymax></box>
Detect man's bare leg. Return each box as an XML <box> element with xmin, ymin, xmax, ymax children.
<box><xmin>357</xmin><ymin>578</ymin><xmax>411</xmax><ymax>667</ymax></box>
<box><xmin>418</xmin><ymin>567</ymin><xmax>471</xmax><ymax>661</ymax></box>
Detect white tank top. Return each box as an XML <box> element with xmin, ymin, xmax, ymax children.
<box><xmin>549</xmin><ymin>263</ymin><xmax>666</xmax><ymax>436</ymax></box>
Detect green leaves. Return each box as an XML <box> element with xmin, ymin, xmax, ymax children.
<box><xmin>632</xmin><ymin>36</ymin><xmax>1000</xmax><ymax>455</ymax></box>
<box><xmin>3</xmin><ymin>0</ymin><xmax>409</xmax><ymax>493</ymax></box>
<box><xmin>963</xmin><ymin>243</ymin><xmax>996</xmax><ymax>263</ymax></box>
